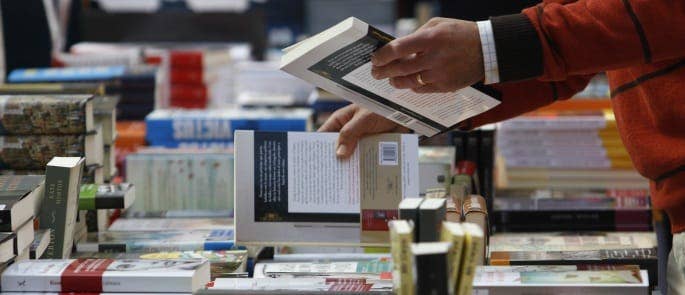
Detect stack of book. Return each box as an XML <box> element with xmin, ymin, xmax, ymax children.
<box><xmin>7</xmin><ymin>66</ymin><xmax>160</xmax><ymax>121</ymax></box>
<box><xmin>167</xmin><ymin>48</ymin><xmax>232</xmax><ymax>109</ymax></box>
<box><xmin>125</xmin><ymin>149</ymin><xmax>233</xmax><ymax>212</ymax></box>
<box><xmin>0</xmin><ymin>176</ymin><xmax>45</xmax><ymax>263</ymax></box>
<box><xmin>144</xmin><ymin>107</ymin><xmax>313</xmax><ymax>148</ymax></box>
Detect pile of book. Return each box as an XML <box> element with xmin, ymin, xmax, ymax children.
<box><xmin>167</xmin><ymin>48</ymin><xmax>232</xmax><ymax>109</ymax></box>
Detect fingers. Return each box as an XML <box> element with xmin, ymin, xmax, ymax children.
<box><xmin>335</xmin><ymin>111</ymin><xmax>372</xmax><ymax>158</ymax></box>
<box><xmin>371</xmin><ymin>33</ymin><xmax>429</xmax><ymax>67</ymax></box>
<box><xmin>318</xmin><ymin>104</ymin><xmax>358</xmax><ymax>132</ymax></box>
<box><xmin>372</xmin><ymin>53</ymin><xmax>431</xmax><ymax>80</ymax></box>
<box><xmin>389</xmin><ymin>70</ymin><xmax>441</xmax><ymax>89</ymax></box>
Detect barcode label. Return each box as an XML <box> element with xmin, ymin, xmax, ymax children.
<box><xmin>379</xmin><ymin>142</ymin><xmax>398</xmax><ymax>166</ymax></box>
<box><xmin>389</xmin><ymin>112</ymin><xmax>415</xmax><ymax>126</ymax></box>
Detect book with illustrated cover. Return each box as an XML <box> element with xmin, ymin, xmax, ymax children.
<box><xmin>0</xmin><ymin>175</ymin><xmax>44</xmax><ymax>232</ymax></box>
<box><xmin>205</xmin><ymin>277</ymin><xmax>393</xmax><ymax>294</ymax></box>
<box><xmin>75</xmin><ymin>229</ymin><xmax>236</xmax><ymax>253</ymax></box>
<box><xmin>235</xmin><ymin>131</ymin><xmax>418</xmax><ymax>246</ymax></box>
<box><xmin>79</xmin><ymin>183</ymin><xmax>135</xmax><ymax>210</ymax></box>
<box><xmin>0</xmin><ymin>95</ymin><xmax>94</xmax><ymax>135</ymax></box>
<box><xmin>38</xmin><ymin>157</ymin><xmax>85</xmax><ymax>259</ymax></box>
<box><xmin>1</xmin><ymin>259</ymin><xmax>210</xmax><ymax>293</ymax></box>
<box><xmin>0</xmin><ymin>130</ymin><xmax>102</xmax><ymax>170</ymax></box>
<box><xmin>73</xmin><ymin>249</ymin><xmax>248</xmax><ymax>279</ymax></box>
<box><xmin>281</xmin><ymin>17</ymin><xmax>501</xmax><ymax>137</ymax></box>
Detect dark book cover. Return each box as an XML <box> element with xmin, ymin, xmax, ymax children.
<box><xmin>413</xmin><ymin>243</ymin><xmax>449</xmax><ymax>295</ymax></box>
<box><xmin>492</xmin><ymin>210</ymin><xmax>653</xmax><ymax>232</ymax></box>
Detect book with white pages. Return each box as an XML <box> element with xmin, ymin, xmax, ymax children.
<box><xmin>281</xmin><ymin>17</ymin><xmax>501</xmax><ymax>137</ymax></box>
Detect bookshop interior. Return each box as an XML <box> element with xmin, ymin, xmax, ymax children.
<box><xmin>0</xmin><ymin>0</ymin><xmax>681</xmax><ymax>294</ymax></box>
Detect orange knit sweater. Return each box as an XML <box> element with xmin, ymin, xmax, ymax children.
<box><xmin>465</xmin><ymin>0</ymin><xmax>685</xmax><ymax>233</ymax></box>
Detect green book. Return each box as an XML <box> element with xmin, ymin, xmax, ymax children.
<box><xmin>38</xmin><ymin>157</ymin><xmax>84</xmax><ymax>259</ymax></box>
<box><xmin>79</xmin><ymin>183</ymin><xmax>135</xmax><ymax>210</ymax></box>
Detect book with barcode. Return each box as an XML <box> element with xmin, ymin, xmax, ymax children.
<box><xmin>280</xmin><ymin>17</ymin><xmax>501</xmax><ymax>137</ymax></box>
<box><xmin>235</xmin><ymin>131</ymin><xmax>418</xmax><ymax>246</ymax></box>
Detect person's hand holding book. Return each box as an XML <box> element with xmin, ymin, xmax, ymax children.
<box><xmin>371</xmin><ymin>17</ymin><xmax>484</xmax><ymax>93</ymax></box>
<box><xmin>318</xmin><ymin>104</ymin><xmax>409</xmax><ymax>158</ymax></box>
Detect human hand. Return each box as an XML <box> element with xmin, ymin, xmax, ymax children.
<box><xmin>318</xmin><ymin>104</ymin><xmax>410</xmax><ymax>158</ymax></box>
<box><xmin>371</xmin><ymin>17</ymin><xmax>484</xmax><ymax>93</ymax></box>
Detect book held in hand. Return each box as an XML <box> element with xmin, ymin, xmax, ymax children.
<box><xmin>235</xmin><ymin>131</ymin><xmax>418</xmax><ymax>246</ymax></box>
<box><xmin>281</xmin><ymin>17</ymin><xmax>501</xmax><ymax>136</ymax></box>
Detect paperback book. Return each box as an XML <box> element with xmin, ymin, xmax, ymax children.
<box><xmin>281</xmin><ymin>17</ymin><xmax>501</xmax><ymax>136</ymax></box>
<box><xmin>0</xmin><ymin>95</ymin><xmax>94</xmax><ymax>135</ymax></box>
<box><xmin>234</xmin><ymin>131</ymin><xmax>418</xmax><ymax>246</ymax></box>
<box><xmin>0</xmin><ymin>175</ymin><xmax>45</xmax><ymax>232</ymax></box>
<box><xmin>1</xmin><ymin>259</ymin><xmax>210</xmax><ymax>293</ymax></box>
<box><xmin>75</xmin><ymin>229</ymin><xmax>236</xmax><ymax>253</ymax></box>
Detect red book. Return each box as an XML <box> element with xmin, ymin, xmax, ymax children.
<box><xmin>170</xmin><ymin>68</ymin><xmax>205</xmax><ymax>85</ymax></box>
<box><xmin>171</xmin><ymin>85</ymin><xmax>207</xmax><ymax>101</ymax></box>
<box><xmin>170</xmin><ymin>99</ymin><xmax>207</xmax><ymax>109</ymax></box>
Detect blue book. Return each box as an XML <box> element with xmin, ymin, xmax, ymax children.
<box><xmin>145</xmin><ymin>108</ymin><xmax>313</xmax><ymax>146</ymax></box>
<box><xmin>75</xmin><ymin>229</ymin><xmax>236</xmax><ymax>253</ymax></box>
<box><xmin>8</xmin><ymin>66</ymin><xmax>157</xmax><ymax>87</ymax></box>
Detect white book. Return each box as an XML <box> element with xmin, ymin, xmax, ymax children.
<box><xmin>281</xmin><ymin>17</ymin><xmax>501</xmax><ymax>137</ymax></box>
<box><xmin>1</xmin><ymin>259</ymin><xmax>210</xmax><ymax>293</ymax></box>
<box><xmin>234</xmin><ymin>131</ymin><xmax>418</xmax><ymax>246</ymax></box>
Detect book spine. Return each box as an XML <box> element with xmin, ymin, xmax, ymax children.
<box><xmin>170</xmin><ymin>51</ymin><xmax>205</xmax><ymax>68</ymax></box>
<box><xmin>0</xmin><ymin>209</ymin><xmax>12</xmax><ymax>232</ymax></box>
<box><xmin>414</xmin><ymin>252</ymin><xmax>448</xmax><ymax>295</ymax></box>
<box><xmin>457</xmin><ymin>227</ymin><xmax>483</xmax><ymax>295</ymax></box>
<box><xmin>38</xmin><ymin>165</ymin><xmax>71</xmax><ymax>258</ymax></box>
<box><xmin>170</xmin><ymin>69</ymin><xmax>205</xmax><ymax>85</ymax></box>
<box><xmin>145</xmin><ymin>118</ymin><xmax>309</xmax><ymax>143</ymax></box>
<box><xmin>390</xmin><ymin>223</ymin><xmax>414</xmax><ymax>295</ymax></box>
<box><xmin>492</xmin><ymin>210</ymin><xmax>652</xmax><ymax>232</ymax></box>
<box><xmin>0</xmin><ymin>96</ymin><xmax>89</xmax><ymax>135</ymax></box>
<box><xmin>0</xmin><ymin>136</ymin><xmax>87</xmax><ymax>170</ymax></box>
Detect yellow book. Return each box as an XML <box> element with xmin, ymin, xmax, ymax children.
<box><xmin>441</xmin><ymin>222</ymin><xmax>465</xmax><ymax>295</ymax></box>
<box><xmin>457</xmin><ymin>223</ymin><xmax>484</xmax><ymax>295</ymax></box>
<box><xmin>389</xmin><ymin>220</ymin><xmax>414</xmax><ymax>295</ymax></box>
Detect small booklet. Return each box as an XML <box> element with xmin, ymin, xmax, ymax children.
<box><xmin>281</xmin><ymin>17</ymin><xmax>501</xmax><ymax>136</ymax></box>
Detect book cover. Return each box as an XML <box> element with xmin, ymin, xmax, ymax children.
<box><xmin>254</xmin><ymin>259</ymin><xmax>393</xmax><ymax>279</ymax></box>
<box><xmin>1</xmin><ymin>258</ymin><xmax>210</xmax><ymax>293</ymax></box>
<box><xmin>457</xmin><ymin>223</ymin><xmax>484</xmax><ymax>295</ymax></box>
<box><xmin>234</xmin><ymin>131</ymin><xmax>418</xmax><ymax>246</ymax></box>
<box><xmin>441</xmin><ymin>222</ymin><xmax>465</xmax><ymax>294</ymax></box>
<box><xmin>0</xmin><ymin>95</ymin><xmax>94</xmax><ymax>135</ymax></box>
<box><xmin>418</xmin><ymin>198</ymin><xmax>446</xmax><ymax>242</ymax></box>
<box><xmin>0</xmin><ymin>134</ymin><xmax>101</xmax><ymax>170</ymax></box>
<box><xmin>411</xmin><ymin>242</ymin><xmax>450</xmax><ymax>295</ymax></box>
<box><xmin>489</xmin><ymin>232</ymin><xmax>657</xmax><ymax>252</ymax></box>
<box><xmin>281</xmin><ymin>17</ymin><xmax>500</xmax><ymax>137</ymax></box>
<box><xmin>0</xmin><ymin>232</ymin><xmax>15</xmax><ymax>263</ymax></box>
<box><xmin>492</xmin><ymin>210</ymin><xmax>652</xmax><ymax>232</ymax></box>
<box><xmin>145</xmin><ymin>108</ymin><xmax>313</xmax><ymax>147</ymax></box>
<box><xmin>74</xmin><ymin>249</ymin><xmax>248</xmax><ymax>279</ymax></box>
<box><xmin>75</xmin><ymin>229</ymin><xmax>235</xmax><ymax>253</ymax></box>
<box><xmin>79</xmin><ymin>183</ymin><xmax>135</xmax><ymax>210</ymax></box>
<box><xmin>388</xmin><ymin>220</ymin><xmax>414</xmax><ymax>295</ymax></box>
<box><xmin>38</xmin><ymin>157</ymin><xmax>85</xmax><ymax>259</ymax></box>
<box><xmin>0</xmin><ymin>175</ymin><xmax>44</xmax><ymax>232</ymax></box>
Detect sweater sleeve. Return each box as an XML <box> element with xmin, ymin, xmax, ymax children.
<box><xmin>461</xmin><ymin>75</ymin><xmax>594</xmax><ymax>130</ymax></box>
<box><xmin>489</xmin><ymin>0</ymin><xmax>685</xmax><ymax>82</ymax></box>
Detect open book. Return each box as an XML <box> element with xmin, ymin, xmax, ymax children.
<box><xmin>234</xmin><ymin>131</ymin><xmax>418</xmax><ymax>246</ymax></box>
<box><xmin>281</xmin><ymin>17</ymin><xmax>501</xmax><ymax>136</ymax></box>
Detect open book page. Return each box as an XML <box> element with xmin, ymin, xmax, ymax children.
<box><xmin>343</xmin><ymin>62</ymin><xmax>500</xmax><ymax>127</ymax></box>
<box><xmin>287</xmin><ymin>132</ymin><xmax>360</xmax><ymax>214</ymax></box>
